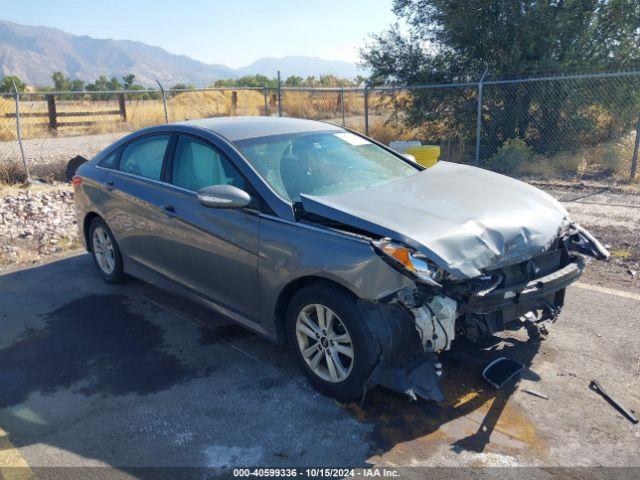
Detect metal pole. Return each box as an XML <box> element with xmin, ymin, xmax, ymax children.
<box><xmin>277</xmin><ymin>71</ymin><xmax>282</xmax><ymax>117</ymax></box>
<box><xmin>364</xmin><ymin>86</ymin><xmax>369</xmax><ymax>136</ymax></box>
<box><xmin>340</xmin><ymin>87</ymin><xmax>345</xmax><ymax>126</ymax></box>
<box><xmin>263</xmin><ymin>86</ymin><xmax>268</xmax><ymax>116</ymax></box>
<box><xmin>474</xmin><ymin>68</ymin><xmax>488</xmax><ymax>166</ymax></box>
<box><xmin>631</xmin><ymin>116</ymin><xmax>640</xmax><ymax>179</ymax></box>
<box><xmin>12</xmin><ymin>80</ymin><xmax>30</xmax><ymax>182</ymax></box>
<box><xmin>156</xmin><ymin>78</ymin><xmax>168</xmax><ymax>124</ymax></box>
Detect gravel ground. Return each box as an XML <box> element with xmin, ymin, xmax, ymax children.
<box><xmin>0</xmin><ymin>132</ymin><xmax>127</xmax><ymax>182</ymax></box>
<box><xmin>541</xmin><ymin>183</ymin><xmax>640</xmax><ymax>290</ymax></box>
<box><xmin>0</xmin><ymin>184</ymin><xmax>80</xmax><ymax>267</ymax></box>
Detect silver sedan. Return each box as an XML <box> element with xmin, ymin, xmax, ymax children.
<box><xmin>73</xmin><ymin>116</ymin><xmax>609</xmax><ymax>401</ymax></box>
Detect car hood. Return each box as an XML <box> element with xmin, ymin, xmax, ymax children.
<box><xmin>300</xmin><ymin>161</ymin><xmax>571</xmax><ymax>279</ymax></box>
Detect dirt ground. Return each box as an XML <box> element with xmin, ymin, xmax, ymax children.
<box><xmin>534</xmin><ymin>180</ymin><xmax>640</xmax><ymax>291</ymax></box>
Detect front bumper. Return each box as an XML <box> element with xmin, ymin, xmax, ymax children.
<box><xmin>466</xmin><ymin>255</ymin><xmax>584</xmax><ymax>314</ymax></box>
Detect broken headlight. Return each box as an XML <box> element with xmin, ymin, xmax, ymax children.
<box><xmin>372</xmin><ymin>238</ymin><xmax>446</xmax><ymax>287</ymax></box>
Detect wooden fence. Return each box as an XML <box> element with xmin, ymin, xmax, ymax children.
<box><xmin>4</xmin><ymin>93</ymin><xmax>127</xmax><ymax>132</ymax></box>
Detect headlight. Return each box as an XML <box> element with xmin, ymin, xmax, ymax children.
<box><xmin>372</xmin><ymin>238</ymin><xmax>446</xmax><ymax>287</ymax></box>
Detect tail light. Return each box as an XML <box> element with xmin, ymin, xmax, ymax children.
<box><xmin>71</xmin><ymin>175</ymin><xmax>83</xmax><ymax>186</ymax></box>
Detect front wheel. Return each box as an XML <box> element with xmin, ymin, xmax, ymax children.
<box><xmin>286</xmin><ymin>284</ymin><xmax>379</xmax><ymax>400</ymax></box>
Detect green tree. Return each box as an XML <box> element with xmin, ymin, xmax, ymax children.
<box><xmin>212</xmin><ymin>78</ymin><xmax>236</xmax><ymax>87</ymax></box>
<box><xmin>52</xmin><ymin>71</ymin><xmax>70</xmax><ymax>91</ymax></box>
<box><xmin>0</xmin><ymin>76</ymin><xmax>26</xmax><ymax>93</ymax></box>
<box><xmin>69</xmin><ymin>79</ymin><xmax>85</xmax><ymax>91</ymax></box>
<box><xmin>362</xmin><ymin>0</ymin><xmax>640</xmax><ymax>158</ymax></box>
<box><xmin>284</xmin><ymin>75</ymin><xmax>304</xmax><ymax>87</ymax></box>
<box><xmin>170</xmin><ymin>83</ymin><xmax>194</xmax><ymax>90</ymax></box>
<box><xmin>122</xmin><ymin>74</ymin><xmax>136</xmax><ymax>89</ymax></box>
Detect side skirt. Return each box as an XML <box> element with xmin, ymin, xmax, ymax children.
<box><xmin>123</xmin><ymin>256</ymin><xmax>277</xmax><ymax>341</ymax></box>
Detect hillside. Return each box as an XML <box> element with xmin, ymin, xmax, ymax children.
<box><xmin>0</xmin><ymin>20</ymin><xmax>360</xmax><ymax>87</ymax></box>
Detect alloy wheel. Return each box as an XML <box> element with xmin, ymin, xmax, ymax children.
<box><xmin>92</xmin><ymin>226</ymin><xmax>116</xmax><ymax>275</ymax></box>
<box><xmin>295</xmin><ymin>303</ymin><xmax>354</xmax><ymax>383</ymax></box>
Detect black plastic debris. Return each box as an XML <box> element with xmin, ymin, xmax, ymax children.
<box><xmin>483</xmin><ymin>357</ymin><xmax>524</xmax><ymax>388</ymax></box>
<box><xmin>589</xmin><ymin>380</ymin><xmax>638</xmax><ymax>424</ymax></box>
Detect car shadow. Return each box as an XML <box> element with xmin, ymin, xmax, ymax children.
<box><xmin>0</xmin><ymin>254</ymin><xmax>544</xmax><ymax>470</ymax></box>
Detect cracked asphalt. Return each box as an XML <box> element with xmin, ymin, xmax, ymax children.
<box><xmin>0</xmin><ymin>253</ymin><xmax>638</xmax><ymax>476</ymax></box>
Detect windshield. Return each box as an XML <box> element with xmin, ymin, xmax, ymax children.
<box><xmin>235</xmin><ymin>130</ymin><xmax>419</xmax><ymax>202</ymax></box>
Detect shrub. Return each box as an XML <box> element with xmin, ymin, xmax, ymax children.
<box><xmin>485</xmin><ymin>138</ymin><xmax>534</xmax><ymax>174</ymax></box>
<box><xmin>600</xmin><ymin>144</ymin><xmax>624</xmax><ymax>175</ymax></box>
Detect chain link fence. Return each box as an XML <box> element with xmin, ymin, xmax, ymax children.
<box><xmin>1</xmin><ymin>71</ymin><xmax>639</xmax><ymax>184</ymax></box>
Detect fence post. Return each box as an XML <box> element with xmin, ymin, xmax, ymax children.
<box><xmin>11</xmin><ymin>80</ymin><xmax>30</xmax><ymax>182</ymax></box>
<box><xmin>340</xmin><ymin>87</ymin><xmax>346</xmax><ymax>126</ymax></box>
<box><xmin>263</xmin><ymin>87</ymin><xmax>268</xmax><ymax>116</ymax></box>
<box><xmin>46</xmin><ymin>94</ymin><xmax>58</xmax><ymax>132</ymax></box>
<box><xmin>156</xmin><ymin>79</ymin><xmax>169</xmax><ymax>124</ymax></box>
<box><xmin>231</xmin><ymin>91</ymin><xmax>238</xmax><ymax>116</ymax></box>
<box><xmin>277</xmin><ymin>70</ymin><xmax>282</xmax><ymax>117</ymax></box>
<box><xmin>364</xmin><ymin>86</ymin><xmax>369</xmax><ymax>136</ymax></box>
<box><xmin>118</xmin><ymin>92</ymin><xmax>127</xmax><ymax>121</ymax></box>
<box><xmin>474</xmin><ymin>69</ymin><xmax>488</xmax><ymax>166</ymax></box>
<box><xmin>631</xmin><ymin>116</ymin><xmax>640</xmax><ymax>179</ymax></box>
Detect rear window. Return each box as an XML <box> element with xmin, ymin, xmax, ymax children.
<box><xmin>119</xmin><ymin>135</ymin><xmax>171</xmax><ymax>181</ymax></box>
<box><xmin>98</xmin><ymin>151</ymin><xmax>118</xmax><ymax>169</ymax></box>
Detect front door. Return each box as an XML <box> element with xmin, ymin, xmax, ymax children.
<box><xmin>158</xmin><ymin>134</ymin><xmax>261</xmax><ymax>322</ymax></box>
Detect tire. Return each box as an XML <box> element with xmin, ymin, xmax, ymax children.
<box><xmin>89</xmin><ymin>217</ymin><xmax>126</xmax><ymax>284</ymax></box>
<box><xmin>65</xmin><ymin>155</ymin><xmax>87</xmax><ymax>182</ymax></box>
<box><xmin>285</xmin><ymin>283</ymin><xmax>380</xmax><ymax>400</ymax></box>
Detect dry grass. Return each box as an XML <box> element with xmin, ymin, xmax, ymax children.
<box><xmin>516</xmin><ymin>131</ymin><xmax>638</xmax><ymax>180</ymax></box>
<box><xmin>0</xmin><ymin>90</ymin><xmax>267</xmax><ymax>142</ymax></box>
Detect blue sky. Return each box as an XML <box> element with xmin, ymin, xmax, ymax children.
<box><xmin>2</xmin><ymin>0</ymin><xmax>396</xmax><ymax>67</ymax></box>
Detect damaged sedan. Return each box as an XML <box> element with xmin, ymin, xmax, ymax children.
<box><xmin>73</xmin><ymin>117</ymin><xmax>609</xmax><ymax>402</ymax></box>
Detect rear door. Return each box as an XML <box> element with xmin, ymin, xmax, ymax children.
<box><xmin>157</xmin><ymin>133</ymin><xmax>261</xmax><ymax>322</ymax></box>
<box><xmin>103</xmin><ymin>133</ymin><xmax>175</xmax><ymax>273</ymax></box>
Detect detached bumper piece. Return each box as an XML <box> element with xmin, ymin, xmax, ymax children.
<box><xmin>483</xmin><ymin>357</ymin><xmax>524</xmax><ymax>389</ymax></box>
<box><xmin>358</xmin><ymin>300</ymin><xmax>445</xmax><ymax>402</ymax></box>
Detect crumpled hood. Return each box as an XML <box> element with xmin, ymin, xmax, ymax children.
<box><xmin>300</xmin><ymin>161</ymin><xmax>571</xmax><ymax>279</ymax></box>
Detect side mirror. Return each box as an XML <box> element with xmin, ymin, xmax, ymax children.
<box><xmin>197</xmin><ymin>185</ymin><xmax>252</xmax><ymax>209</ymax></box>
<box><xmin>402</xmin><ymin>153</ymin><xmax>416</xmax><ymax>162</ymax></box>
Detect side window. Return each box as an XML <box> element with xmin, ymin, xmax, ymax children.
<box><xmin>98</xmin><ymin>150</ymin><xmax>118</xmax><ymax>169</ymax></box>
<box><xmin>119</xmin><ymin>135</ymin><xmax>171</xmax><ymax>181</ymax></box>
<box><xmin>171</xmin><ymin>136</ymin><xmax>246</xmax><ymax>191</ymax></box>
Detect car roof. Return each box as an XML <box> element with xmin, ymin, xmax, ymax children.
<box><xmin>178</xmin><ymin>116</ymin><xmax>343</xmax><ymax>141</ymax></box>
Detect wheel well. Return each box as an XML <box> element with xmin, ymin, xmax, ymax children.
<box><xmin>83</xmin><ymin>212</ymin><xmax>102</xmax><ymax>251</ymax></box>
<box><xmin>274</xmin><ymin>276</ymin><xmax>357</xmax><ymax>344</ymax></box>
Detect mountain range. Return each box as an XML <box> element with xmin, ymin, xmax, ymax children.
<box><xmin>0</xmin><ymin>20</ymin><xmax>361</xmax><ymax>87</ymax></box>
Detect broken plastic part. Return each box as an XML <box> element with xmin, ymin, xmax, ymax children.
<box><xmin>568</xmin><ymin>223</ymin><xmax>610</xmax><ymax>260</ymax></box>
<box><xmin>412</xmin><ymin>295</ymin><xmax>457</xmax><ymax>353</ymax></box>
<box><xmin>483</xmin><ymin>357</ymin><xmax>524</xmax><ymax>388</ymax></box>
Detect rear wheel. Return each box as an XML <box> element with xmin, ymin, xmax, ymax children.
<box><xmin>89</xmin><ymin>218</ymin><xmax>125</xmax><ymax>284</ymax></box>
<box><xmin>286</xmin><ymin>284</ymin><xmax>379</xmax><ymax>400</ymax></box>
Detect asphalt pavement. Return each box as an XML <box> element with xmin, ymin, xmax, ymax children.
<box><xmin>1</xmin><ymin>253</ymin><xmax>638</xmax><ymax>475</ymax></box>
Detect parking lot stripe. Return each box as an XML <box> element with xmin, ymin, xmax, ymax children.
<box><xmin>0</xmin><ymin>427</ymin><xmax>33</xmax><ymax>480</ymax></box>
<box><xmin>573</xmin><ymin>282</ymin><xmax>640</xmax><ymax>301</ymax></box>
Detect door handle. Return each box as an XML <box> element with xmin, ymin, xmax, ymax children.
<box><xmin>162</xmin><ymin>205</ymin><xmax>176</xmax><ymax>213</ymax></box>
<box><xmin>103</xmin><ymin>180</ymin><xmax>115</xmax><ymax>191</ymax></box>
